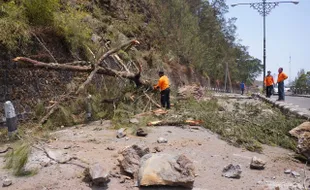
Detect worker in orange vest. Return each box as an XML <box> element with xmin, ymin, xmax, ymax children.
<box><xmin>154</xmin><ymin>71</ymin><xmax>170</xmax><ymax>109</ymax></box>
<box><xmin>277</xmin><ymin>67</ymin><xmax>288</xmax><ymax>101</ymax></box>
<box><xmin>264</xmin><ymin>71</ymin><xmax>275</xmax><ymax>98</ymax></box>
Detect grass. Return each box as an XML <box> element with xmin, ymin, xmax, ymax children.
<box><xmin>168</xmin><ymin>97</ymin><xmax>305</xmax><ymax>152</ymax></box>
<box><xmin>4</xmin><ymin>142</ymin><xmax>37</xmax><ymax>176</ymax></box>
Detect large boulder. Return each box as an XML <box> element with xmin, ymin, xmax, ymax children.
<box><xmin>289</xmin><ymin>122</ymin><xmax>310</xmax><ymax>160</ymax></box>
<box><xmin>119</xmin><ymin>145</ymin><xmax>149</xmax><ymax>177</ymax></box>
<box><xmin>138</xmin><ymin>154</ymin><xmax>195</xmax><ymax>188</ymax></box>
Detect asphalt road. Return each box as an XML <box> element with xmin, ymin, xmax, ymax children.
<box><xmin>271</xmin><ymin>95</ymin><xmax>310</xmax><ymax>110</ymax></box>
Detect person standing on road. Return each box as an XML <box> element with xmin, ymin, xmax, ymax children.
<box><xmin>240</xmin><ymin>81</ymin><xmax>245</xmax><ymax>95</ymax></box>
<box><xmin>277</xmin><ymin>67</ymin><xmax>288</xmax><ymax>101</ymax></box>
<box><xmin>154</xmin><ymin>71</ymin><xmax>170</xmax><ymax>109</ymax></box>
<box><xmin>264</xmin><ymin>71</ymin><xmax>275</xmax><ymax>98</ymax></box>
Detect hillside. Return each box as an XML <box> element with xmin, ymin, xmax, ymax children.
<box><xmin>0</xmin><ymin>0</ymin><xmax>263</xmax><ymax>127</ymax></box>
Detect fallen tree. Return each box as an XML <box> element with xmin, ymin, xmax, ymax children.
<box><xmin>13</xmin><ymin>40</ymin><xmax>149</xmax><ymax>88</ymax></box>
<box><xmin>12</xmin><ymin>39</ymin><xmax>153</xmax><ymax>125</ymax></box>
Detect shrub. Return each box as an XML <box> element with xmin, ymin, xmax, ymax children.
<box><xmin>54</xmin><ymin>6</ymin><xmax>92</xmax><ymax>53</ymax></box>
<box><xmin>22</xmin><ymin>0</ymin><xmax>60</xmax><ymax>26</ymax></box>
<box><xmin>0</xmin><ymin>1</ymin><xmax>30</xmax><ymax>50</ymax></box>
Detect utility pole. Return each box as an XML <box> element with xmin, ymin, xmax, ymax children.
<box><xmin>231</xmin><ymin>0</ymin><xmax>299</xmax><ymax>91</ymax></box>
<box><xmin>224</xmin><ymin>62</ymin><xmax>228</xmax><ymax>92</ymax></box>
<box><xmin>289</xmin><ymin>55</ymin><xmax>291</xmax><ymax>85</ymax></box>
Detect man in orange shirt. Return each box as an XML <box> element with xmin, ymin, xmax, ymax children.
<box><xmin>154</xmin><ymin>71</ymin><xmax>170</xmax><ymax>109</ymax></box>
<box><xmin>277</xmin><ymin>67</ymin><xmax>288</xmax><ymax>101</ymax></box>
<box><xmin>264</xmin><ymin>71</ymin><xmax>274</xmax><ymax>98</ymax></box>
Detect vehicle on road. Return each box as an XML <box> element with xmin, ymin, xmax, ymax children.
<box><xmin>272</xmin><ymin>84</ymin><xmax>278</xmax><ymax>95</ymax></box>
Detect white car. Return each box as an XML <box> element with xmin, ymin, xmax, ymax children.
<box><xmin>272</xmin><ymin>84</ymin><xmax>278</xmax><ymax>95</ymax></box>
<box><xmin>273</xmin><ymin>87</ymin><xmax>278</xmax><ymax>95</ymax></box>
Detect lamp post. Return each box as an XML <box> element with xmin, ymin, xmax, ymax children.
<box><xmin>231</xmin><ymin>1</ymin><xmax>299</xmax><ymax>91</ymax></box>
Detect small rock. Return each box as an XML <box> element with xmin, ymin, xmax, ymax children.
<box><xmin>153</xmin><ymin>146</ymin><xmax>163</xmax><ymax>152</ymax></box>
<box><xmin>61</xmin><ymin>125</ymin><xmax>65</xmax><ymax>128</ymax></box>
<box><xmin>40</xmin><ymin>161</ymin><xmax>52</xmax><ymax>167</ymax></box>
<box><xmin>291</xmin><ymin>171</ymin><xmax>300</xmax><ymax>177</ymax></box>
<box><xmin>250</xmin><ymin>156</ymin><xmax>266</xmax><ymax>170</ymax></box>
<box><xmin>130</xmin><ymin>118</ymin><xmax>139</xmax><ymax>124</ymax></box>
<box><xmin>284</xmin><ymin>169</ymin><xmax>291</xmax><ymax>174</ymax></box>
<box><xmin>119</xmin><ymin>176</ymin><xmax>126</xmax><ymax>183</ymax></box>
<box><xmin>2</xmin><ymin>178</ymin><xmax>12</xmax><ymax>187</ymax></box>
<box><xmin>157</xmin><ymin>137</ymin><xmax>168</xmax><ymax>143</ymax></box>
<box><xmin>272</xmin><ymin>176</ymin><xmax>276</xmax><ymax>180</ymax></box>
<box><xmin>84</xmin><ymin>163</ymin><xmax>110</xmax><ymax>186</ymax></box>
<box><xmin>106</xmin><ymin>146</ymin><xmax>115</xmax><ymax>151</ymax></box>
<box><xmin>110</xmin><ymin>171</ymin><xmax>120</xmax><ymax>178</ymax></box>
<box><xmin>190</xmin><ymin>126</ymin><xmax>200</xmax><ymax>130</ymax></box>
<box><xmin>198</xmin><ymin>142</ymin><xmax>202</xmax><ymax>146</ymax></box>
<box><xmin>222</xmin><ymin>164</ymin><xmax>242</xmax><ymax>179</ymax></box>
<box><xmin>117</xmin><ymin>128</ymin><xmax>126</xmax><ymax>138</ymax></box>
<box><xmin>136</xmin><ymin>128</ymin><xmax>148</xmax><ymax>137</ymax></box>
<box><xmin>167</xmin><ymin>130</ymin><xmax>172</xmax><ymax>133</ymax></box>
<box><xmin>125</xmin><ymin>137</ymin><xmax>129</xmax><ymax>141</ymax></box>
<box><xmin>275</xmin><ymin>186</ymin><xmax>280</xmax><ymax>190</ymax></box>
<box><xmin>64</xmin><ymin>145</ymin><xmax>72</xmax><ymax>149</ymax></box>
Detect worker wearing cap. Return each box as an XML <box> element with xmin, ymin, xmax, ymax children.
<box><xmin>264</xmin><ymin>71</ymin><xmax>275</xmax><ymax>98</ymax></box>
<box><xmin>277</xmin><ymin>67</ymin><xmax>288</xmax><ymax>101</ymax></box>
<box><xmin>154</xmin><ymin>71</ymin><xmax>170</xmax><ymax>109</ymax></box>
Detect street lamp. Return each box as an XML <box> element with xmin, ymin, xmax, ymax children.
<box><xmin>231</xmin><ymin>0</ymin><xmax>299</xmax><ymax>90</ymax></box>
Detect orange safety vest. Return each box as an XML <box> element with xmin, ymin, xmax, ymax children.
<box><xmin>264</xmin><ymin>75</ymin><xmax>274</xmax><ymax>86</ymax></box>
<box><xmin>277</xmin><ymin>72</ymin><xmax>288</xmax><ymax>83</ymax></box>
<box><xmin>155</xmin><ymin>75</ymin><xmax>170</xmax><ymax>91</ymax></box>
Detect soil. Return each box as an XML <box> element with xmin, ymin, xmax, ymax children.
<box><xmin>0</xmin><ymin>119</ymin><xmax>309</xmax><ymax>190</ymax></box>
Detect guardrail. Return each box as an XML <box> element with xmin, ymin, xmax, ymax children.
<box><xmin>290</xmin><ymin>87</ymin><xmax>310</xmax><ymax>95</ymax></box>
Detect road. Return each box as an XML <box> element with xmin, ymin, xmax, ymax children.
<box><xmin>270</xmin><ymin>95</ymin><xmax>310</xmax><ymax>113</ymax></box>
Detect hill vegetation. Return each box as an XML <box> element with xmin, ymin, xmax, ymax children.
<box><xmin>0</xmin><ymin>0</ymin><xmax>264</xmax><ymax>128</ymax></box>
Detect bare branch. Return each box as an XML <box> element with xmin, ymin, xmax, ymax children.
<box><xmin>32</xmin><ymin>32</ymin><xmax>58</xmax><ymax>63</ymax></box>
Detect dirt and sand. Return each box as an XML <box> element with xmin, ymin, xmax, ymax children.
<box><xmin>0</xmin><ymin>118</ymin><xmax>308</xmax><ymax>190</ymax></box>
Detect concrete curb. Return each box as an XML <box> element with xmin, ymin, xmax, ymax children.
<box><xmin>256</xmin><ymin>94</ymin><xmax>310</xmax><ymax>120</ymax></box>
<box><xmin>288</xmin><ymin>94</ymin><xmax>310</xmax><ymax>98</ymax></box>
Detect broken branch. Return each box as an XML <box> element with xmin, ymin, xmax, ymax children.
<box><xmin>144</xmin><ymin>92</ymin><xmax>161</xmax><ymax>108</ymax></box>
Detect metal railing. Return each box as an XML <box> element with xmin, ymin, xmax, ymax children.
<box><xmin>291</xmin><ymin>87</ymin><xmax>310</xmax><ymax>95</ymax></box>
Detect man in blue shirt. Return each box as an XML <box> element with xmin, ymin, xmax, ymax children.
<box><xmin>240</xmin><ymin>81</ymin><xmax>245</xmax><ymax>95</ymax></box>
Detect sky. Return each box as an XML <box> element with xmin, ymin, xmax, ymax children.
<box><xmin>226</xmin><ymin>0</ymin><xmax>310</xmax><ymax>83</ymax></box>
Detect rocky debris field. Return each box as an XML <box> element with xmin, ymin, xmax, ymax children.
<box><xmin>0</xmin><ymin>94</ymin><xmax>309</xmax><ymax>190</ymax></box>
<box><xmin>0</xmin><ymin>119</ymin><xmax>309</xmax><ymax>190</ymax></box>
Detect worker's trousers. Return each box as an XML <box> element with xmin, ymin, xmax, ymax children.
<box><xmin>278</xmin><ymin>81</ymin><xmax>285</xmax><ymax>100</ymax></box>
<box><xmin>160</xmin><ymin>88</ymin><xmax>170</xmax><ymax>109</ymax></box>
<box><xmin>266</xmin><ymin>85</ymin><xmax>273</xmax><ymax>98</ymax></box>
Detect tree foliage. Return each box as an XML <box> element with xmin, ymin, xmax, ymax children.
<box><xmin>147</xmin><ymin>0</ymin><xmax>262</xmax><ymax>85</ymax></box>
<box><xmin>0</xmin><ymin>0</ymin><xmax>262</xmax><ymax>86</ymax></box>
<box><xmin>294</xmin><ymin>69</ymin><xmax>310</xmax><ymax>89</ymax></box>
